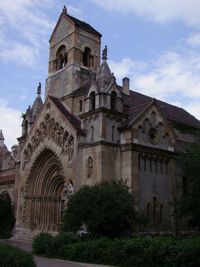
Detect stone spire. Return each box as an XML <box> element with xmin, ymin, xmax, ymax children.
<box><xmin>0</xmin><ymin>130</ymin><xmax>4</xmax><ymax>141</ymax></box>
<box><xmin>96</xmin><ymin>47</ymin><xmax>113</xmax><ymax>91</ymax></box>
<box><xmin>62</xmin><ymin>5</ymin><xmax>67</xmax><ymax>15</ymax></box>
<box><xmin>0</xmin><ymin>130</ymin><xmax>6</xmax><ymax>148</ymax></box>
<box><xmin>30</xmin><ymin>83</ymin><xmax>43</xmax><ymax>123</ymax></box>
<box><xmin>102</xmin><ymin>45</ymin><xmax>108</xmax><ymax>60</ymax></box>
<box><xmin>37</xmin><ymin>82</ymin><xmax>41</xmax><ymax>95</ymax></box>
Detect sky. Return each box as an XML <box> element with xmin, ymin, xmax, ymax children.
<box><xmin>1</xmin><ymin>0</ymin><xmax>200</xmax><ymax>149</ymax></box>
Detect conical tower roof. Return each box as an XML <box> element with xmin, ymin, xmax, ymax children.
<box><xmin>96</xmin><ymin>46</ymin><xmax>113</xmax><ymax>90</ymax></box>
<box><xmin>0</xmin><ymin>130</ymin><xmax>4</xmax><ymax>141</ymax></box>
<box><xmin>30</xmin><ymin>83</ymin><xmax>43</xmax><ymax>122</ymax></box>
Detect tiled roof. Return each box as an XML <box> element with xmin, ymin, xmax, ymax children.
<box><xmin>122</xmin><ymin>89</ymin><xmax>200</xmax><ymax>129</ymax></box>
<box><xmin>67</xmin><ymin>15</ymin><xmax>102</xmax><ymax>37</ymax></box>
<box><xmin>49</xmin><ymin>96</ymin><xmax>85</xmax><ymax>135</ymax></box>
<box><xmin>68</xmin><ymin>82</ymin><xmax>200</xmax><ymax>129</ymax></box>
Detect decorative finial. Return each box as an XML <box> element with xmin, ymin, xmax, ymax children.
<box><xmin>0</xmin><ymin>130</ymin><xmax>4</xmax><ymax>141</ymax></box>
<box><xmin>102</xmin><ymin>45</ymin><xmax>108</xmax><ymax>60</ymax></box>
<box><xmin>62</xmin><ymin>5</ymin><xmax>67</xmax><ymax>14</ymax></box>
<box><xmin>37</xmin><ymin>82</ymin><xmax>41</xmax><ymax>95</ymax></box>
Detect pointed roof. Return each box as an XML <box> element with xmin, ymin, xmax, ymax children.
<box><xmin>122</xmin><ymin>89</ymin><xmax>200</xmax><ymax>129</ymax></box>
<box><xmin>96</xmin><ymin>47</ymin><xmax>113</xmax><ymax>90</ymax></box>
<box><xmin>49</xmin><ymin>7</ymin><xmax>101</xmax><ymax>42</ymax></box>
<box><xmin>0</xmin><ymin>130</ymin><xmax>4</xmax><ymax>141</ymax></box>
<box><xmin>0</xmin><ymin>130</ymin><xmax>8</xmax><ymax>150</ymax></box>
<box><xmin>30</xmin><ymin>83</ymin><xmax>43</xmax><ymax>122</ymax></box>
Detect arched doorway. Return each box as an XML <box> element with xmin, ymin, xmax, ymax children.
<box><xmin>24</xmin><ymin>149</ymin><xmax>65</xmax><ymax>232</ymax></box>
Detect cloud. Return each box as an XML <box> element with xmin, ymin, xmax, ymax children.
<box><xmin>109</xmin><ymin>46</ymin><xmax>200</xmax><ymax>120</ymax></box>
<box><xmin>67</xmin><ymin>5</ymin><xmax>84</xmax><ymax>19</ymax></box>
<box><xmin>0</xmin><ymin>0</ymin><xmax>55</xmax><ymax>66</ymax></box>
<box><xmin>187</xmin><ymin>33</ymin><xmax>200</xmax><ymax>47</ymax></box>
<box><xmin>0</xmin><ymin>98</ymin><xmax>21</xmax><ymax>149</ymax></box>
<box><xmin>91</xmin><ymin>0</ymin><xmax>200</xmax><ymax>27</ymax></box>
<box><xmin>0</xmin><ymin>42</ymin><xmax>38</xmax><ymax>66</ymax></box>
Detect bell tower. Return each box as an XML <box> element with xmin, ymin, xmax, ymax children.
<box><xmin>46</xmin><ymin>6</ymin><xmax>102</xmax><ymax>98</ymax></box>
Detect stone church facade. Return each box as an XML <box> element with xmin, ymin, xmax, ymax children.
<box><xmin>1</xmin><ymin>7</ymin><xmax>200</xmax><ymax>236</ymax></box>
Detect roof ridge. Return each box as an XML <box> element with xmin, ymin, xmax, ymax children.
<box><xmin>127</xmin><ymin>100</ymin><xmax>152</xmax><ymax>110</ymax></box>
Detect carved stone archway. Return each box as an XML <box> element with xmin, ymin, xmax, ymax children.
<box><xmin>23</xmin><ymin>149</ymin><xmax>65</xmax><ymax>232</ymax></box>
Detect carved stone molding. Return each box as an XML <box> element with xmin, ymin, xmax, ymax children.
<box><xmin>22</xmin><ymin>113</ymin><xmax>74</xmax><ymax>169</ymax></box>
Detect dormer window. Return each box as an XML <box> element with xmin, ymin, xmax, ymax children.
<box><xmin>55</xmin><ymin>45</ymin><xmax>68</xmax><ymax>71</ymax></box>
<box><xmin>111</xmin><ymin>91</ymin><xmax>117</xmax><ymax>111</ymax></box>
<box><xmin>83</xmin><ymin>47</ymin><xmax>91</xmax><ymax>67</ymax></box>
<box><xmin>89</xmin><ymin>92</ymin><xmax>95</xmax><ymax>111</ymax></box>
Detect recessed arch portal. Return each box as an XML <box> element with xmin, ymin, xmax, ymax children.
<box><xmin>24</xmin><ymin>149</ymin><xmax>66</xmax><ymax>231</ymax></box>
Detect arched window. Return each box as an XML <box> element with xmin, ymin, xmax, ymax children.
<box><xmin>147</xmin><ymin>203</ymin><xmax>150</xmax><ymax>219</ymax></box>
<box><xmin>87</xmin><ymin>157</ymin><xmax>93</xmax><ymax>178</ymax></box>
<box><xmin>112</xmin><ymin>126</ymin><xmax>115</xmax><ymax>142</ymax></box>
<box><xmin>111</xmin><ymin>91</ymin><xmax>117</xmax><ymax>111</ymax></box>
<box><xmin>89</xmin><ymin>92</ymin><xmax>95</xmax><ymax>111</ymax></box>
<box><xmin>153</xmin><ymin>197</ymin><xmax>157</xmax><ymax>222</ymax></box>
<box><xmin>91</xmin><ymin>126</ymin><xmax>94</xmax><ymax>141</ymax></box>
<box><xmin>55</xmin><ymin>45</ymin><xmax>68</xmax><ymax>71</ymax></box>
<box><xmin>83</xmin><ymin>47</ymin><xmax>91</xmax><ymax>67</ymax></box>
<box><xmin>79</xmin><ymin>100</ymin><xmax>83</xmax><ymax>112</ymax></box>
<box><xmin>160</xmin><ymin>204</ymin><xmax>163</xmax><ymax>222</ymax></box>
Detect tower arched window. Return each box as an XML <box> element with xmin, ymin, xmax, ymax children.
<box><xmin>83</xmin><ymin>47</ymin><xmax>91</xmax><ymax>67</ymax></box>
<box><xmin>111</xmin><ymin>91</ymin><xmax>117</xmax><ymax>111</ymax></box>
<box><xmin>55</xmin><ymin>45</ymin><xmax>68</xmax><ymax>71</ymax></box>
<box><xmin>89</xmin><ymin>92</ymin><xmax>96</xmax><ymax>111</ymax></box>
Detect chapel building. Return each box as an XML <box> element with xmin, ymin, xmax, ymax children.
<box><xmin>1</xmin><ymin>6</ymin><xmax>200</xmax><ymax>236</ymax></box>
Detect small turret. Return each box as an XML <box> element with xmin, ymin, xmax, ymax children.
<box><xmin>21</xmin><ymin>83</ymin><xmax>43</xmax><ymax>137</ymax></box>
<box><xmin>96</xmin><ymin>46</ymin><xmax>113</xmax><ymax>90</ymax></box>
<box><xmin>0</xmin><ymin>130</ymin><xmax>5</xmax><ymax>148</ymax></box>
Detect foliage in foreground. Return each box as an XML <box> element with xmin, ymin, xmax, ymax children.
<box><xmin>0</xmin><ymin>242</ymin><xmax>36</xmax><ymax>267</ymax></box>
<box><xmin>33</xmin><ymin>232</ymin><xmax>200</xmax><ymax>267</ymax></box>
<box><xmin>177</xmin><ymin>131</ymin><xmax>200</xmax><ymax>228</ymax></box>
<box><xmin>0</xmin><ymin>195</ymin><xmax>15</xmax><ymax>238</ymax></box>
<box><xmin>62</xmin><ymin>181</ymin><xmax>137</xmax><ymax>238</ymax></box>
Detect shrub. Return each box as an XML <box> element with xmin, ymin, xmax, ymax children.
<box><xmin>176</xmin><ymin>238</ymin><xmax>200</xmax><ymax>267</ymax></box>
<box><xmin>0</xmin><ymin>242</ymin><xmax>36</xmax><ymax>267</ymax></box>
<box><xmin>32</xmin><ymin>232</ymin><xmax>54</xmax><ymax>257</ymax></box>
<box><xmin>53</xmin><ymin>232</ymin><xmax>81</xmax><ymax>258</ymax></box>
<box><xmin>33</xmin><ymin>234</ymin><xmax>200</xmax><ymax>267</ymax></box>
<box><xmin>33</xmin><ymin>232</ymin><xmax>81</xmax><ymax>258</ymax></box>
<box><xmin>62</xmin><ymin>181</ymin><xmax>137</xmax><ymax>238</ymax></box>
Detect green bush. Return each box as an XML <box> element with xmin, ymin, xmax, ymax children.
<box><xmin>33</xmin><ymin>232</ymin><xmax>81</xmax><ymax>258</ymax></box>
<box><xmin>0</xmin><ymin>242</ymin><xmax>36</xmax><ymax>267</ymax></box>
<box><xmin>62</xmin><ymin>181</ymin><xmax>137</xmax><ymax>238</ymax></box>
<box><xmin>32</xmin><ymin>232</ymin><xmax>54</xmax><ymax>257</ymax></box>
<box><xmin>53</xmin><ymin>232</ymin><xmax>81</xmax><ymax>258</ymax></box>
<box><xmin>33</xmin><ymin>234</ymin><xmax>200</xmax><ymax>267</ymax></box>
<box><xmin>176</xmin><ymin>238</ymin><xmax>200</xmax><ymax>267</ymax></box>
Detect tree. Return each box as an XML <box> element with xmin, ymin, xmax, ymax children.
<box><xmin>62</xmin><ymin>181</ymin><xmax>137</xmax><ymax>238</ymax></box>
<box><xmin>0</xmin><ymin>194</ymin><xmax>15</xmax><ymax>238</ymax></box>
<box><xmin>178</xmin><ymin>131</ymin><xmax>200</xmax><ymax>228</ymax></box>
